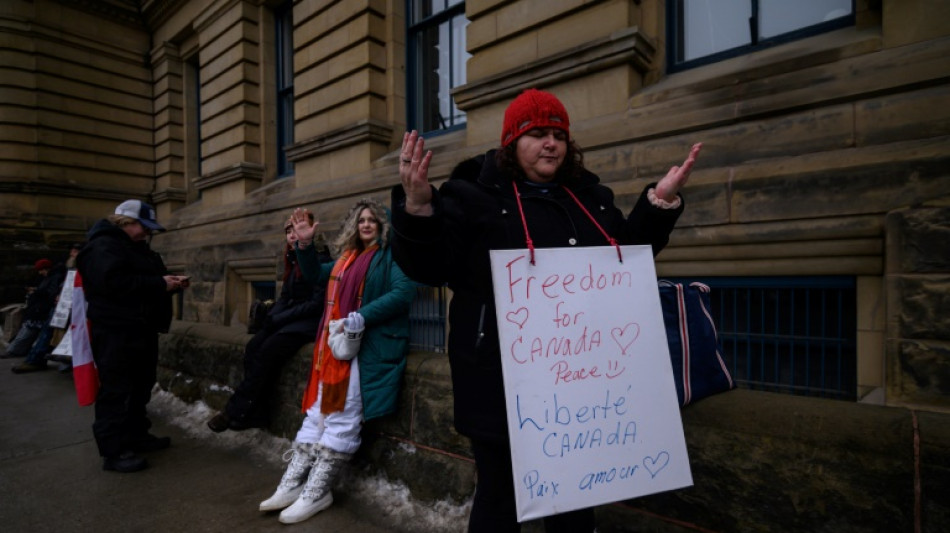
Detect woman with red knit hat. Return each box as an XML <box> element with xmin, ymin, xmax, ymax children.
<box><xmin>390</xmin><ymin>88</ymin><xmax>702</xmax><ymax>532</ymax></box>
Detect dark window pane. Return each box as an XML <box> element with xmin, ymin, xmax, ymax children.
<box><xmin>275</xmin><ymin>1</ymin><xmax>294</xmax><ymax>177</ymax></box>
<box><xmin>760</xmin><ymin>0</ymin><xmax>852</xmax><ymax>39</ymax></box>
<box><xmin>680</xmin><ymin>0</ymin><xmax>750</xmax><ymax>62</ymax></box>
<box><xmin>408</xmin><ymin>1</ymin><xmax>468</xmax><ymax>134</ymax></box>
<box><xmin>670</xmin><ymin>0</ymin><xmax>855</xmax><ymax>71</ymax></box>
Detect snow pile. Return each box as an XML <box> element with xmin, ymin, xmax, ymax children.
<box><xmin>149</xmin><ymin>389</ymin><xmax>471</xmax><ymax>532</ymax></box>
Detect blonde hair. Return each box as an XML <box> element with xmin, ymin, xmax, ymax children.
<box><xmin>331</xmin><ymin>198</ymin><xmax>389</xmax><ymax>256</ymax></box>
<box><xmin>108</xmin><ymin>214</ymin><xmax>139</xmax><ymax>227</ymax></box>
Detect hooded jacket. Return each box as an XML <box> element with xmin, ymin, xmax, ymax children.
<box><xmin>390</xmin><ymin>150</ymin><xmax>684</xmax><ymax>442</ymax></box>
<box><xmin>295</xmin><ymin>226</ymin><xmax>416</xmax><ymax>421</ymax></box>
<box><xmin>265</xmin><ymin>247</ymin><xmax>329</xmax><ymax>336</ymax></box>
<box><xmin>76</xmin><ymin>219</ymin><xmax>172</xmax><ymax>333</ymax></box>
<box><xmin>23</xmin><ymin>267</ymin><xmax>63</xmax><ymax>322</ymax></box>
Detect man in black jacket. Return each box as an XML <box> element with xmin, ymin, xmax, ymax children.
<box><xmin>77</xmin><ymin>199</ymin><xmax>190</xmax><ymax>473</ymax></box>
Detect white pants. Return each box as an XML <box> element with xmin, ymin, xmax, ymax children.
<box><xmin>295</xmin><ymin>358</ymin><xmax>362</xmax><ymax>454</ymax></box>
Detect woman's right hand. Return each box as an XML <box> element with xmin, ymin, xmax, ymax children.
<box><xmin>163</xmin><ymin>275</ymin><xmax>187</xmax><ymax>292</ymax></box>
<box><xmin>290</xmin><ymin>208</ymin><xmax>317</xmax><ymax>245</ymax></box>
<box><xmin>399</xmin><ymin>130</ymin><xmax>434</xmax><ymax>216</ymax></box>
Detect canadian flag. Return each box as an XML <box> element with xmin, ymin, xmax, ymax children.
<box><xmin>70</xmin><ymin>272</ymin><xmax>99</xmax><ymax>406</ymax></box>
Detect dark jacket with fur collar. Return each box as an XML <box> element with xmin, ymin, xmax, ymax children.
<box><xmin>391</xmin><ymin>150</ymin><xmax>684</xmax><ymax>442</ymax></box>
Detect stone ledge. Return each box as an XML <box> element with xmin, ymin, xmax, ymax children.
<box><xmin>193</xmin><ymin>162</ymin><xmax>265</xmax><ymax>192</ymax></box>
<box><xmin>156</xmin><ymin>322</ymin><xmax>950</xmax><ymax>532</ymax></box>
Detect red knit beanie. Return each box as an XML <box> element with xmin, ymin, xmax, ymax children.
<box><xmin>34</xmin><ymin>259</ymin><xmax>52</xmax><ymax>271</ymax></box>
<box><xmin>500</xmin><ymin>89</ymin><xmax>570</xmax><ymax>147</ymax></box>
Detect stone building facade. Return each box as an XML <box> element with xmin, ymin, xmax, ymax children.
<box><xmin>2</xmin><ymin>0</ymin><xmax>949</xmax><ymax>530</ymax></box>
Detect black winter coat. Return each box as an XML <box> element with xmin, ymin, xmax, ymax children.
<box><xmin>23</xmin><ymin>267</ymin><xmax>64</xmax><ymax>321</ymax></box>
<box><xmin>265</xmin><ymin>248</ymin><xmax>328</xmax><ymax>336</ymax></box>
<box><xmin>77</xmin><ymin>219</ymin><xmax>173</xmax><ymax>333</ymax></box>
<box><xmin>390</xmin><ymin>150</ymin><xmax>684</xmax><ymax>442</ymax></box>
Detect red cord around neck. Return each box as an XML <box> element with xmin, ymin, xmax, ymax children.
<box><xmin>511</xmin><ymin>181</ymin><xmax>536</xmax><ymax>265</ymax></box>
<box><xmin>511</xmin><ymin>181</ymin><xmax>623</xmax><ymax>265</ymax></box>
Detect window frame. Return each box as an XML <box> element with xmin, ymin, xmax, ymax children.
<box><xmin>405</xmin><ymin>0</ymin><xmax>469</xmax><ymax>136</ymax></box>
<box><xmin>409</xmin><ymin>284</ymin><xmax>448</xmax><ymax>353</ymax></box>
<box><xmin>666</xmin><ymin>0</ymin><xmax>856</xmax><ymax>73</ymax></box>
<box><xmin>183</xmin><ymin>53</ymin><xmax>203</xmax><ymax>201</ymax></box>
<box><xmin>668</xmin><ymin>275</ymin><xmax>858</xmax><ymax>401</ymax></box>
<box><xmin>275</xmin><ymin>0</ymin><xmax>295</xmax><ymax>178</ymax></box>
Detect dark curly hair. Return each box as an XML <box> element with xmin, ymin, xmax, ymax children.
<box><xmin>494</xmin><ymin>137</ymin><xmax>585</xmax><ymax>185</ymax></box>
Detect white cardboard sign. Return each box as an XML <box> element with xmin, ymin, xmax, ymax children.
<box><xmin>52</xmin><ymin>327</ymin><xmax>72</xmax><ymax>356</ymax></box>
<box><xmin>489</xmin><ymin>245</ymin><xmax>692</xmax><ymax>521</ymax></box>
<box><xmin>49</xmin><ymin>269</ymin><xmax>76</xmax><ymax>328</ymax></box>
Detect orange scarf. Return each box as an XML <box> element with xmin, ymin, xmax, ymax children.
<box><xmin>301</xmin><ymin>245</ymin><xmax>378</xmax><ymax>414</ymax></box>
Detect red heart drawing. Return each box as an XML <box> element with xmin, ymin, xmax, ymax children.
<box><xmin>506</xmin><ymin>307</ymin><xmax>529</xmax><ymax>329</ymax></box>
<box><xmin>610</xmin><ymin>322</ymin><xmax>640</xmax><ymax>355</ymax></box>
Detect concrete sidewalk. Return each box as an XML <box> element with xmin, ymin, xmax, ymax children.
<box><xmin>0</xmin><ymin>356</ymin><xmax>401</xmax><ymax>533</ymax></box>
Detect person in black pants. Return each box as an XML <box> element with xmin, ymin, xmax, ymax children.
<box><xmin>2</xmin><ymin>259</ymin><xmax>55</xmax><ymax>360</ymax></box>
<box><xmin>77</xmin><ymin>199</ymin><xmax>190</xmax><ymax>473</ymax></box>
<box><xmin>391</xmin><ymin>89</ymin><xmax>702</xmax><ymax>532</ymax></box>
<box><xmin>12</xmin><ymin>243</ymin><xmax>83</xmax><ymax>373</ymax></box>
<box><xmin>207</xmin><ymin>214</ymin><xmax>328</xmax><ymax>432</ymax></box>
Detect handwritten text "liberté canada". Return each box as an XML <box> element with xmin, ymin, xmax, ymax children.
<box><xmin>515</xmin><ymin>387</ymin><xmax>673</xmax><ymax>497</ymax></box>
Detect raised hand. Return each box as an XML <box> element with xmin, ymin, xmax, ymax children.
<box><xmin>654</xmin><ymin>142</ymin><xmax>703</xmax><ymax>202</ymax></box>
<box><xmin>290</xmin><ymin>207</ymin><xmax>318</xmax><ymax>245</ymax></box>
<box><xmin>399</xmin><ymin>130</ymin><xmax>434</xmax><ymax>216</ymax></box>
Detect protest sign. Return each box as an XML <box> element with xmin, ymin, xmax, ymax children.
<box><xmin>490</xmin><ymin>245</ymin><xmax>692</xmax><ymax>521</ymax></box>
<box><xmin>49</xmin><ymin>270</ymin><xmax>76</xmax><ymax>328</ymax></box>
<box><xmin>52</xmin><ymin>327</ymin><xmax>71</xmax><ymax>356</ymax></box>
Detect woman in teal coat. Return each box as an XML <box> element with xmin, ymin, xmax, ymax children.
<box><xmin>259</xmin><ymin>198</ymin><xmax>415</xmax><ymax>525</ymax></box>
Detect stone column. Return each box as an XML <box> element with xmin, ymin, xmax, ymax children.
<box><xmin>885</xmin><ymin>204</ymin><xmax>950</xmax><ymax>410</ymax></box>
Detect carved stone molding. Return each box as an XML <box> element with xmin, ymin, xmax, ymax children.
<box><xmin>53</xmin><ymin>0</ymin><xmax>144</xmax><ymax>27</ymax></box>
<box><xmin>286</xmin><ymin>119</ymin><xmax>394</xmax><ymax>162</ymax></box>
<box><xmin>453</xmin><ymin>27</ymin><xmax>656</xmax><ymax>111</ymax></box>
<box><xmin>193</xmin><ymin>162</ymin><xmax>265</xmax><ymax>191</ymax></box>
<box><xmin>0</xmin><ymin>181</ymin><xmax>133</xmax><ymax>203</ymax></box>
<box><xmin>152</xmin><ymin>187</ymin><xmax>186</xmax><ymax>204</ymax></box>
<box><xmin>140</xmin><ymin>0</ymin><xmax>192</xmax><ymax>30</ymax></box>
<box><xmin>150</xmin><ymin>41</ymin><xmax>181</xmax><ymax>64</ymax></box>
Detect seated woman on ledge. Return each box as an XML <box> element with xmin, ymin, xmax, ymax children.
<box><xmin>207</xmin><ymin>212</ymin><xmax>328</xmax><ymax>433</ymax></box>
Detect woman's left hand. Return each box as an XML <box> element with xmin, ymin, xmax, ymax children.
<box><xmin>654</xmin><ymin>142</ymin><xmax>703</xmax><ymax>202</ymax></box>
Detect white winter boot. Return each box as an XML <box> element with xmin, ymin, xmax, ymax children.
<box><xmin>259</xmin><ymin>442</ymin><xmax>318</xmax><ymax>512</ymax></box>
<box><xmin>278</xmin><ymin>446</ymin><xmax>351</xmax><ymax>524</ymax></box>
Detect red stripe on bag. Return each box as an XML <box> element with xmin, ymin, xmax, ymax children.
<box><xmin>694</xmin><ymin>283</ymin><xmax>734</xmax><ymax>389</ymax></box>
<box><xmin>676</xmin><ymin>283</ymin><xmax>691</xmax><ymax>405</ymax></box>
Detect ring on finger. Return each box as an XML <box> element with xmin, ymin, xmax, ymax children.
<box><xmin>401</xmin><ymin>158</ymin><xmax>412</xmax><ymax>163</ymax></box>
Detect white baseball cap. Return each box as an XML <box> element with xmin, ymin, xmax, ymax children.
<box><xmin>115</xmin><ymin>199</ymin><xmax>165</xmax><ymax>232</ymax></box>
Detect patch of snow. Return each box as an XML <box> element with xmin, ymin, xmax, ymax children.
<box><xmin>342</xmin><ymin>474</ymin><xmax>472</xmax><ymax>533</ymax></box>
<box><xmin>149</xmin><ymin>388</ymin><xmax>471</xmax><ymax>532</ymax></box>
